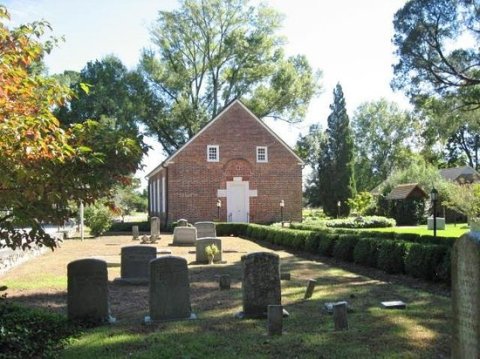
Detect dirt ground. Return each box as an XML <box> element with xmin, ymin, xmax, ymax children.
<box><xmin>1</xmin><ymin>233</ymin><xmax>299</xmax><ymax>322</ymax></box>
<box><xmin>1</xmin><ymin>232</ymin><xmax>449</xmax><ymax>325</ymax></box>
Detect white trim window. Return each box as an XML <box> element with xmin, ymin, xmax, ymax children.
<box><xmin>256</xmin><ymin>146</ymin><xmax>268</xmax><ymax>163</ymax></box>
<box><xmin>207</xmin><ymin>145</ymin><xmax>219</xmax><ymax>162</ymax></box>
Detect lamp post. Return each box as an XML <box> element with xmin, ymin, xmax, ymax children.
<box><xmin>280</xmin><ymin>200</ymin><xmax>285</xmax><ymax>227</ymax></box>
<box><xmin>430</xmin><ymin>187</ymin><xmax>438</xmax><ymax>240</ymax></box>
<box><xmin>337</xmin><ymin>200</ymin><xmax>341</xmax><ymax>219</ymax></box>
<box><xmin>217</xmin><ymin>199</ymin><xmax>221</xmax><ymax>221</ymax></box>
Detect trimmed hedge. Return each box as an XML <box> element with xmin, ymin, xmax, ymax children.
<box><xmin>404</xmin><ymin>243</ymin><xmax>448</xmax><ymax>281</ymax></box>
<box><xmin>108</xmin><ymin>221</ymin><xmax>150</xmax><ymax>232</ymax></box>
<box><xmin>324</xmin><ymin>216</ymin><xmax>396</xmax><ymax>228</ymax></box>
<box><xmin>333</xmin><ymin>235</ymin><xmax>359</xmax><ymax>262</ymax></box>
<box><xmin>377</xmin><ymin>240</ymin><xmax>408</xmax><ymax>274</ymax></box>
<box><xmin>353</xmin><ymin>238</ymin><xmax>379</xmax><ymax>267</ymax></box>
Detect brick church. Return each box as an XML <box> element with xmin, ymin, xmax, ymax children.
<box><xmin>146</xmin><ymin>100</ymin><xmax>303</xmax><ymax>225</ymax></box>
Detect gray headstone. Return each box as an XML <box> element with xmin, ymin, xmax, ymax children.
<box><xmin>196</xmin><ymin>237</ymin><xmax>222</xmax><ymax>263</ymax></box>
<box><xmin>194</xmin><ymin>221</ymin><xmax>217</xmax><ymax>239</ymax></box>
<box><xmin>67</xmin><ymin>259</ymin><xmax>111</xmax><ymax>324</ymax></box>
<box><xmin>241</xmin><ymin>252</ymin><xmax>281</xmax><ymax>318</ymax></box>
<box><xmin>114</xmin><ymin>246</ymin><xmax>156</xmax><ymax>285</ymax></box>
<box><xmin>452</xmin><ymin>229</ymin><xmax>480</xmax><ymax>358</ymax></box>
<box><xmin>333</xmin><ymin>302</ymin><xmax>348</xmax><ymax>331</ymax></box>
<box><xmin>304</xmin><ymin>279</ymin><xmax>317</xmax><ymax>299</ymax></box>
<box><xmin>177</xmin><ymin>218</ymin><xmax>189</xmax><ymax>227</ymax></box>
<box><xmin>148</xmin><ymin>256</ymin><xmax>192</xmax><ymax>321</ymax></box>
<box><xmin>150</xmin><ymin>217</ymin><xmax>160</xmax><ymax>240</ymax></box>
<box><xmin>173</xmin><ymin>226</ymin><xmax>197</xmax><ymax>246</ymax></box>
<box><xmin>268</xmin><ymin>305</ymin><xmax>283</xmax><ymax>336</ymax></box>
<box><xmin>132</xmin><ymin>225</ymin><xmax>139</xmax><ymax>240</ymax></box>
<box><xmin>219</xmin><ymin>274</ymin><xmax>231</xmax><ymax>290</ymax></box>
<box><xmin>427</xmin><ymin>217</ymin><xmax>446</xmax><ymax>230</ymax></box>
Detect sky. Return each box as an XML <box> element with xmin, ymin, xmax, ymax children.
<box><xmin>4</xmin><ymin>0</ymin><xmax>409</xmax><ymax>187</ymax></box>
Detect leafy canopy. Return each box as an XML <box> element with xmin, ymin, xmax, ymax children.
<box><xmin>140</xmin><ymin>0</ymin><xmax>321</xmax><ymax>154</ymax></box>
<box><xmin>0</xmin><ymin>7</ymin><xmax>145</xmax><ymax>250</ymax></box>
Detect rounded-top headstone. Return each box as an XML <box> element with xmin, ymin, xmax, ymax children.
<box><xmin>452</xmin><ymin>227</ymin><xmax>480</xmax><ymax>358</ymax></box>
<box><xmin>149</xmin><ymin>256</ymin><xmax>192</xmax><ymax>321</ymax></box>
<box><xmin>119</xmin><ymin>245</ymin><xmax>157</xmax><ymax>283</ymax></box>
<box><xmin>67</xmin><ymin>258</ymin><xmax>109</xmax><ymax>324</ymax></box>
<box><xmin>241</xmin><ymin>252</ymin><xmax>281</xmax><ymax>318</ymax></box>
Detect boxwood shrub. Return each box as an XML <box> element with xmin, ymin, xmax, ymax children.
<box><xmin>377</xmin><ymin>240</ymin><xmax>408</xmax><ymax>274</ymax></box>
<box><xmin>108</xmin><ymin>221</ymin><xmax>150</xmax><ymax>232</ymax></box>
<box><xmin>353</xmin><ymin>238</ymin><xmax>379</xmax><ymax>267</ymax></box>
<box><xmin>333</xmin><ymin>235</ymin><xmax>359</xmax><ymax>261</ymax></box>
<box><xmin>216</xmin><ymin>223</ymin><xmax>249</xmax><ymax>237</ymax></box>
<box><xmin>404</xmin><ymin>243</ymin><xmax>448</xmax><ymax>281</ymax></box>
<box><xmin>318</xmin><ymin>233</ymin><xmax>339</xmax><ymax>257</ymax></box>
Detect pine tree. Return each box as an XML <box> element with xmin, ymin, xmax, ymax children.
<box><xmin>318</xmin><ymin>84</ymin><xmax>355</xmax><ymax>217</ymax></box>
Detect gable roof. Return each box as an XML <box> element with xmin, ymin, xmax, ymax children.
<box><xmin>146</xmin><ymin>100</ymin><xmax>304</xmax><ymax>178</ymax></box>
<box><xmin>385</xmin><ymin>183</ymin><xmax>428</xmax><ymax>200</ymax></box>
<box><xmin>439</xmin><ymin>165</ymin><xmax>480</xmax><ymax>182</ymax></box>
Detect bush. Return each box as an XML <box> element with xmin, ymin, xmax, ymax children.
<box><xmin>84</xmin><ymin>204</ymin><xmax>113</xmax><ymax>237</ymax></box>
<box><xmin>404</xmin><ymin>244</ymin><xmax>448</xmax><ymax>281</ymax></box>
<box><xmin>0</xmin><ymin>302</ymin><xmax>77</xmax><ymax>358</ymax></box>
<box><xmin>108</xmin><ymin>221</ymin><xmax>150</xmax><ymax>232</ymax></box>
<box><xmin>324</xmin><ymin>216</ymin><xmax>396</xmax><ymax>229</ymax></box>
<box><xmin>377</xmin><ymin>240</ymin><xmax>408</xmax><ymax>274</ymax></box>
<box><xmin>216</xmin><ymin>223</ymin><xmax>249</xmax><ymax>237</ymax></box>
<box><xmin>318</xmin><ymin>233</ymin><xmax>338</xmax><ymax>257</ymax></box>
<box><xmin>304</xmin><ymin>232</ymin><xmax>321</xmax><ymax>253</ymax></box>
<box><xmin>333</xmin><ymin>235</ymin><xmax>359</xmax><ymax>261</ymax></box>
<box><xmin>353</xmin><ymin>238</ymin><xmax>379</xmax><ymax>267</ymax></box>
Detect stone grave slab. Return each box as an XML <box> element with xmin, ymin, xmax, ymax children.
<box><xmin>173</xmin><ymin>226</ymin><xmax>197</xmax><ymax>246</ymax></box>
<box><xmin>114</xmin><ymin>245</ymin><xmax>156</xmax><ymax>285</ymax></box>
<box><xmin>196</xmin><ymin>237</ymin><xmax>222</xmax><ymax>263</ymax></box>
<box><xmin>194</xmin><ymin>221</ymin><xmax>216</xmax><ymax>239</ymax></box>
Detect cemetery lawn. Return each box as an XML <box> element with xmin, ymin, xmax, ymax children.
<box><xmin>363</xmin><ymin>223</ymin><xmax>469</xmax><ymax>237</ymax></box>
<box><xmin>1</xmin><ymin>234</ymin><xmax>451</xmax><ymax>358</ymax></box>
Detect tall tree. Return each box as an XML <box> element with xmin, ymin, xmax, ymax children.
<box><xmin>318</xmin><ymin>84</ymin><xmax>355</xmax><ymax>217</ymax></box>
<box><xmin>0</xmin><ymin>7</ymin><xmax>145</xmax><ymax>250</ymax></box>
<box><xmin>295</xmin><ymin>124</ymin><xmax>325</xmax><ymax>206</ymax></box>
<box><xmin>352</xmin><ymin>99</ymin><xmax>417</xmax><ymax>191</ymax></box>
<box><xmin>140</xmin><ymin>0</ymin><xmax>321</xmax><ymax>155</ymax></box>
<box><xmin>392</xmin><ymin>0</ymin><xmax>480</xmax><ymax>109</ymax></box>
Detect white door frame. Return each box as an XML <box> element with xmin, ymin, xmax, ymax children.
<box><xmin>226</xmin><ymin>179</ymin><xmax>249</xmax><ymax>223</ymax></box>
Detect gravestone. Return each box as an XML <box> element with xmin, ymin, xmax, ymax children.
<box><xmin>196</xmin><ymin>237</ymin><xmax>222</xmax><ymax>263</ymax></box>
<box><xmin>150</xmin><ymin>216</ymin><xmax>161</xmax><ymax>241</ymax></box>
<box><xmin>333</xmin><ymin>302</ymin><xmax>348</xmax><ymax>331</ymax></box>
<box><xmin>177</xmin><ymin>218</ymin><xmax>189</xmax><ymax>227</ymax></box>
<box><xmin>67</xmin><ymin>258</ymin><xmax>112</xmax><ymax>324</ymax></box>
<box><xmin>427</xmin><ymin>217</ymin><xmax>446</xmax><ymax>230</ymax></box>
<box><xmin>194</xmin><ymin>221</ymin><xmax>216</xmax><ymax>239</ymax></box>
<box><xmin>267</xmin><ymin>305</ymin><xmax>283</xmax><ymax>336</ymax></box>
<box><xmin>304</xmin><ymin>279</ymin><xmax>317</xmax><ymax>299</ymax></box>
<box><xmin>241</xmin><ymin>252</ymin><xmax>281</xmax><ymax>318</ymax></box>
<box><xmin>219</xmin><ymin>274</ymin><xmax>231</xmax><ymax>290</ymax></box>
<box><xmin>132</xmin><ymin>225</ymin><xmax>139</xmax><ymax>240</ymax></box>
<box><xmin>114</xmin><ymin>246</ymin><xmax>156</xmax><ymax>285</ymax></box>
<box><xmin>147</xmin><ymin>256</ymin><xmax>194</xmax><ymax>322</ymax></box>
<box><xmin>452</xmin><ymin>227</ymin><xmax>480</xmax><ymax>358</ymax></box>
<box><xmin>173</xmin><ymin>226</ymin><xmax>197</xmax><ymax>246</ymax></box>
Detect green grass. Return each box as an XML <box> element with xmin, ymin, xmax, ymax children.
<box><xmin>60</xmin><ymin>256</ymin><xmax>451</xmax><ymax>359</ymax></box>
<box><xmin>362</xmin><ymin>223</ymin><xmax>469</xmax><ymax>237</ymax></box>
<box><xmin>3</xmin><ymin>275</ymin><xmax>66</xmax><ymax>290</ymax></box>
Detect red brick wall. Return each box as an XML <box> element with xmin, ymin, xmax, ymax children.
<box><xmin>151</xmin><ymin>102</ymin><xmax>303</xmax><ymax>224</ymax></box>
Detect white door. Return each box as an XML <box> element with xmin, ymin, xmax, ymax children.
<box><xmin>227</xmin><ymin>181</ymin><xmax>249</xmax><ymax>222</ymax></box>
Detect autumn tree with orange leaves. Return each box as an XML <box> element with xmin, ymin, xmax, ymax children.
<box><xmin>0</xmin><ymin>6</ymin><xmax>146</xmax><ymax>250</ymax></box>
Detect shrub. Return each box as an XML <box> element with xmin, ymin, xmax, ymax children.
<box><xmin>353</xmin><ymin>238</ymin><xmax>379</xmax><ymax>267</ymax></box>
<box><xmin>333</xmin><ymin>235</ymin><xmax>359</xmax><ymax>261</ymax></box>
<box><xmin>324</xmin><ymin>216</ymin><xmax>396</xmax><ymax>229</ymax></box>
<box><xmin>0</xmin><ymin>302</ymin><xmax>77</xmax><ymax>358</ymax></box>
<box><xmin>108</xmin><ymin>221</ymin><xmax>150</xmax><ymax>232</ymax></box>
<box><xmin>377</xmin><ymin>240</ymin><xmax>408</xmax><ymax>274</ymax></box>
<box><xmin>404</xmin><ymin>244</ymin><xmax>448</xmax><ymax>281</ymax></box>
<box><xmin>304</xmin><ymin>232</ymin><xmax>321</xmax><ymax>253</ymax></box>
<box><xmin>84</xmin><ymin>204</ymin><xmax>113</xmax><ymax>237</ymax></box>
<box><xmin>318</xmin><ymin>233</ymin><xmax>338</xmax><ymax>257</ymax></box>
<box><xmin>216</xmin><ymin>223</ymin><xmax>249</xmax><ymax>237</ymax></box>
<box><xmin>394</xmin><ymin>233</ymin><xmax>421</xmax><ymax>243</ymax></box>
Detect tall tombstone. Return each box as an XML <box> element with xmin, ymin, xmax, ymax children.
<box><xmin>150</xmin><ymin>216</ymin><xmax>161</xmax><ymax>240</ymax></box>
<box><xmin>148</xmin><ymin>256</ymin><xmax>193</xmax><ymax>321</ymax></box>
<box><xmin>132</xmin><ymin>225</ymin><xmax>140</xmax><ymax>240</ymax></box>
<box><xmin>114</xmin><ymin>246</ymin><xmax>157</xmax><ymax>285</ymax></box>
<box><xmin>194</xmin><ymin>221</ymin><xmax>216</xmax><ymax>239</ymax></box>
<box><xmin>196</xmin><ymin>237</ymin><xmax>222</xmax><ymax>263</ymax></box>
<box><xmin>452</xmin><ymin>227</ymin><xmax>480</xmax><ymax>358</ymax></box>
<box><xmin>241</xmin><ymin>252</ymin><xmax>281</xmax><ymax>318</ymax></box>
<box><xmin>67</xmin><ymin>258</ymin><xmax>111</xmax><ymax>324</ymax></box>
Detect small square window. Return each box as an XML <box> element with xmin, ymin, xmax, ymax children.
<box><xmin>256</xmin><ymin>146</ymin><xmax>268</xmax><ymax>163</ymax></box>
<box><xmin>207</xmin><ymin>145</ymin><xmax>219</xmax><ymax>162</ymax></box>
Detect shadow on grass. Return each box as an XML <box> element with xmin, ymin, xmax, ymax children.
<box><xmin>7</xmin><ymin>238</ymin><xmax>452</xmax><ymax>358</ymax></box>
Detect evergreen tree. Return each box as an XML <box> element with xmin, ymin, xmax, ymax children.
<box><xmin>318</xmin><ymin>84</ymin><xmax>355</xmax><ymax>216</ymax></box>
